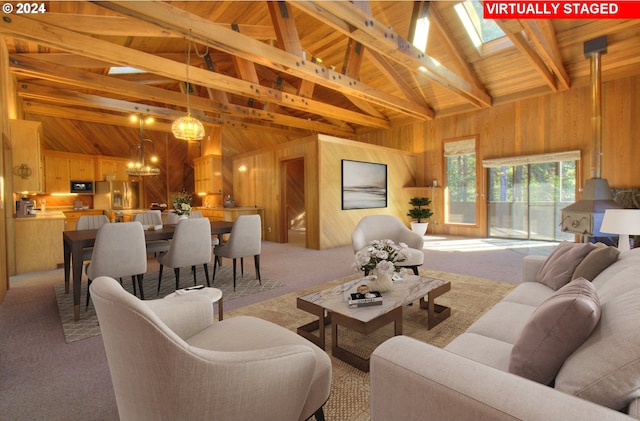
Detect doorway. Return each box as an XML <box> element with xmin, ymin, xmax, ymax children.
<box><xmin>280</xmin><ymin>158</ymin><xmax>306</xmax><ymax>246</ymax></box>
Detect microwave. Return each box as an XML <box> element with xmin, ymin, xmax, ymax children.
<box><xmin>70</xmin><ymin>181</ymin><xmax>94</xmax><ymax>194</ymax></box>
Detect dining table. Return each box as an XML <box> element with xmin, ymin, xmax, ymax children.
<box><xmin>63</xmin><ymin>220</ymin><xmax>235</xmax><ymax>321</ymax></box>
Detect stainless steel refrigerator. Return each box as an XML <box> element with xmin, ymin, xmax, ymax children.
<box><xmin>94</xmin><ymin>180</ymin><xmax>141</xmax><ymax>210</ymax></box>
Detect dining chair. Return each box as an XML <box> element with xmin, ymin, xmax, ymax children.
<box><xmin>133</xmin><ymin>210</ymin><xmax>163</xmax><ymax>226</ymax></box>
<box><xmin>76</xmin><ymin>214</ymin><xmax>110</xmax><ymax>261</ymax></box>
<box><xmin>90</xmin><ymin>275</ymin><xmax>331</xmax><ymax>421</ymax></box>
<box><xmin>85</xmin><ymin>222</ymin><xmax>148</xmax><ymax>309</ymax></box>
<box><xmin>133</xmin><ymin>211</ymin><xmax>170</xmax><ymax>254</ymax></box>
<box><xmin>156</xmin><ymin>218</ymin><xmax>213</xmax><ymax>293</ymax></box>
<box><xmin>213</xmin><ymin>214</ymin><xmax>262</xmax><ymax>290</ymax></box>
<box><xmin>188</xmin><ymin>211</ymin><xmax>203</xmax><ymax>218</ymax></box>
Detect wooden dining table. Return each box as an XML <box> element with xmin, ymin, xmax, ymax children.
<box><xmin>63</xmin><ymin>220</ymin><xmax>234</xmax><ymax>321</ymax></box>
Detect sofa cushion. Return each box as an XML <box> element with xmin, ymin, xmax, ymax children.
<box><xmin>555</xmin><ymin>286</ymin><xmax>640</xmax><ymax>411</ymax></box>
<box><xmin>536</xmin><ymin>241</ymin><xmax>596</xmax><ymax>290</ymax></box>
<box><xmin>572</xmin><ymin>245</ymin><xmax>620</xmax><ymax>281</ymax></box>
<box><xmin>508</xmin><ymin>278</ymin><xmax>601</xmax><ymax>385</ymax></box>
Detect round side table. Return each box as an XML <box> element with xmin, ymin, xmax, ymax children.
<box><xmin>164</xmin><ymin>287</ymin><xmax>223</xmax><ymax>321</ymax></box>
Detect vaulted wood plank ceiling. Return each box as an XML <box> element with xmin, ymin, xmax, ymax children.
<box><xmin>2</xmin><ymin>1</ymin><xmax>640</xmax><ymax>157</ymax></box>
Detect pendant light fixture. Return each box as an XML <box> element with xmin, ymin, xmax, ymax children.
<box><xmin>125</xmin><ymin>115</ymin><xmax>160</xmax><ymax>176</ymax></box>
<box><xmin>172</xmin><ymin>39</ymin><xmax>205</xmax><ymax>141</ymax></box>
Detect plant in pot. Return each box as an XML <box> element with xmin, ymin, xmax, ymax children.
<box><xmin>407</xmin><ymin>196</ymin><xmax>433</xmax><ymax>235</ymax></box>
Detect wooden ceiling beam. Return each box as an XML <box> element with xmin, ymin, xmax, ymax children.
<box><xmin>293</xmin><ymin>1</ymin><xmax>492</xmax><ymax>109</ymax></box>
<box><xmin>9</xmin><ymin>54</ymin><xmax>353</xmax><ymax>136</ymax></box>
<box><xmin>426</xmin><ymin>2</ymin><xmax>486</xmax><ymax>92</ymax></box>
<box><xmin>0</xmin><ymin>16</ymin><xmax>376</xmax><ymax>130</ymax></box>
<box><xmin>496</xmin><ymin>19</ymin><xmax>558</xmax><ymax>92</ymax></box>
<box><xmin>89</xmin><ymin>1</ymin><xmax>429</xmax><ymax>121</ymax></box>
<box><xmin>519</xmin><ymin>20</ymin><xmax>571</xmax><ymax>91</ymax></box>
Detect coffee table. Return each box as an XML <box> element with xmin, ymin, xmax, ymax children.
<box><xmin>297</xmin><ymin>275</ymin><xmax>451</xmax><ymax>371</ymax></box>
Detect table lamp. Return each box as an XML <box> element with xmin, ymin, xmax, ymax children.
<box><xmin>599</xmin><ymin>209</ymin><xmax>640</xmax><ymax>252</ymax></box>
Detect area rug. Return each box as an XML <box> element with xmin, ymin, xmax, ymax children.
<box><xmin>54</xmin><ymin>264</ymin><xmax>283</xmax><ymax>343</ymax></box>
<box><xmin>226</xmin><ymin>268</ymin><xmax>516</xmax><ymax>421</ymax></box>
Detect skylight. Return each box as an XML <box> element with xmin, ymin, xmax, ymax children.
<box><xmin>454</xmin><ymin>1</ymin><xmax>505</xmax><ymax>47</ymax></box>
<box><xmin>412</xmin><ymin>16</ymin><xmax>430</xmax><ymax>53</ymax></box>
<box><xmin>108</xmin><ymin>66</ymin><xmax>147</xmax><ymax>75</ymax></box>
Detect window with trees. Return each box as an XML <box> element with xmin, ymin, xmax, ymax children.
<box><xmin>444</xmin><ymin>138</ymin><xmax>477</xmax><ymax>225</ymax></box>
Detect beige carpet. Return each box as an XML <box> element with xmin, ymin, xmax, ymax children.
<box><xmin>54</xmin><ymin>264</ymin><xmax>283</xmax><ymax>343</ymax></box>
<box><xmin>227</xmin><ymin>268</ymin><xmax>515</xmax><ymax>421</ymax></box>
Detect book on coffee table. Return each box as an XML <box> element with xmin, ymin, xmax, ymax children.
<box><xmin>348</xmin><ymin>291</ymin><xmax>383</xmax><ymax>307</ymax></box>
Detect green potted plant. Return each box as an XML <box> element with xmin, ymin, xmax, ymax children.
<box><xmin>407</xmin><ymin>196</ymin><xmax>433</xmax><ymax>235</ymax></box>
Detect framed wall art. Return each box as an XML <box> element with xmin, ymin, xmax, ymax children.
<box><xmin>341</xmin><ymin>159</ymin><xmax>387</xmax><ymax>210</ymax></box>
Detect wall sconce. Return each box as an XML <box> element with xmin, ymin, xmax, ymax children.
<box><xmin>238</xmin><ymin>165</ymin><xmax>247</xmax><ymax>172</ymax></box>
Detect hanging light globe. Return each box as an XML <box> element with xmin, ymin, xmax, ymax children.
<box><xmin>172</xmin><ymin>113</ymin><xmax>205</xmax><ymax>141</ymax></box>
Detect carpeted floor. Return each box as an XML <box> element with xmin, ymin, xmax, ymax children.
<box><xmin>55</xmin><ymin>264</ymin><xmax>283</xmax><ymax>343</ymax></box>
<box><xmin>227</xmin><ymin>268</ymin><xmax>516</xmax><ymax>421</ymax></box>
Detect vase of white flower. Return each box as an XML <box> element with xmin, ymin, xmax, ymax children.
<box><xmin>352</xmin><ymin>239</ymin><xmax>409</xmax><ymax>292</ymax></box>
<box><xmin>368</xmin><ymin>269</ymin><xmax>394</xmax><ymax>292</ymax></box>
<box><xmin>170</xmin><ymin>189</ymin><xmax>192</xmax><ymax>216</ymax></box>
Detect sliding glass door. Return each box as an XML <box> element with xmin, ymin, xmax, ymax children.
<box><xmin>487</xmin><ymin>160</ymin><xmax>576</xmax><ymax>241</ymax></box>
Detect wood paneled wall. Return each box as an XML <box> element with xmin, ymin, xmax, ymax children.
<box><xmin>233</xmin><ymin>134</ymin><xmax>417</xmax><ymax>249</ymax></box>
<box><xmin>0</xmin><ymin>40</ymin><xmax>14</xmax><ymax>298</ymax></box>
<box><xmin>357</xmin><ymin>73</ymin><xmax>640</xmax><ymax>238</ymax></box>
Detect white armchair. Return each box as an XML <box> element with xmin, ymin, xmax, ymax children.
<box><xmin>91</xmin><ymin>276</ymin><xmax>331</xmax><ymax>421</ymax></box>
<box><xmin>352</xmin><ymin>215</ymin><xmax>425</xmax><ymax>274</ymax></box>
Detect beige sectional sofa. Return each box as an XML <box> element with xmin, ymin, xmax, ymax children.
<box><xmin>370</xmin><ymin>246</ymin><xmax>640</xmax><ymax>420</ymax></box>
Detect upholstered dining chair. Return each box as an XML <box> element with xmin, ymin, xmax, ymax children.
<box><xmin>76</xmin><ymin>214</ymin><xmax>110</xmax><ymax>261</ymax></box>
<box><xmin>133</xmin><ymin>210</ymin><xmax>163</xmax><ymax>226</ymax></box>
<box><xmin>156</xmin><ymin>218</ymin><xmax>212</xmax><ymax>293</ymax></box>
<box><xmin>165</xmin><ymin>210</ymin><xmax>181</xmax><ymax>225</ymax></box>
<box><xmin>213</xmin><ymin>214</ymin><xmax>262</xmax><ymax>290</ymax></box>
<box><xmin>188</xmin><ymin>211</ymin><xmax>203</xmax><ymax>218</ymax></box>
<box><xmin>85</xmin><ymin>222</ymin><xmax>148</xmax><ymax>309</ymax></box>
<box><xmin>352</xmin><ymin>215</ymin><xmax>425</xmax><ymax>275</ymax></box>
<box><xmin>133</xmin><ymin>211</ymin><xmax>170</xmax><ymax>254</ymax></box>
<box><xmin>90</xmin><ymin>275</ymin><xmax>331</xmax><ymax>421</ymax></box>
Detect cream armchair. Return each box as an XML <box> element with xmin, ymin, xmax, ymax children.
<box><xmin>352</xmin><ymin>215</ymin><xmax>425</xmax><ymax>274</ymax></box>
<box><xmin>91</xmin><ymin>276</ymin><xmax>331</xmax><ymax>421</ymax></box>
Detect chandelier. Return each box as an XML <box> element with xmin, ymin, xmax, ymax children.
<box><xmin>125</xmin><ymin>115</ymin><xmax>160</xmax><ymax>176</ymax></box>
<box><xmin>172</xmin><ymin>40</ymin><xmax>205</xmax><ymax>141</ymax></box>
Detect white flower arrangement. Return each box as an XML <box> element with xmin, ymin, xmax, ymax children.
<box><xmin>352</xmin><ymin>239</ymin><xmax>410</xmax><ymax>275</ymax></box>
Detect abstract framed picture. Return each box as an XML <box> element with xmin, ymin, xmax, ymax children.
<box><xmin>341</xmin><ymin>159</ymin><xmax>387</xmax><ymax>210</ymax></box>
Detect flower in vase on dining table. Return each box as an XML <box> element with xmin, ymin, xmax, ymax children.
<box><xmin>170</xmin><ymin>189</ymin><xmax>192</xmax><ymax>216</ymax></box>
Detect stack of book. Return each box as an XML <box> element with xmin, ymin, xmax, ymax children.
<box><xmin>348</xmin><ymin>291</ymin><xmax>383</xmax><ymax>308</ymax></box>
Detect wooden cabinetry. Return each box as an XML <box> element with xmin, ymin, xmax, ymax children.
<box><xmin>44</xmin><ymin>155</ymin><xmax>71</xmax><ymax>194</ymax></box>
<box><xmin>10</xmin><ymin>120</ymin><xmax>45</xmax><ymax>193</ymax></box>
<box><xmin>62</xmin><ymin>210</ymin><xmax>105</xmax><ymax>231</ymax></box>
<box><xmin>97</xmin><ymin>157</ymin><xmax>130</xmax><ymax>181</ymax></box>
<box><xmin>69</xmin><ymin>156</ymin><xmax>95</xmax><ymax>180</ymax></box>
<box><xmin>15</xmin><ymin>216</ymin><xmax>65</xmax><ymax>273</ymax></box>
<box><xmin>198</xmin><ymin>207</ymin><xmax>265</xmax><ymax>237</ymax></box>
<box><xmin>194</xmin><ymin>154</ymin><xmax>222</xmax><ymax>195</ymax></box>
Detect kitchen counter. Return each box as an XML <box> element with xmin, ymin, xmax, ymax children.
<box><xmin>15</xmin><ymin>214</ymin><xmax>66</xmax><ymax>273</ymax></box>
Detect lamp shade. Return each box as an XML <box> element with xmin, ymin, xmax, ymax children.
<box><xmin>171</xmin><ymin>114</ymin><xmax>205</xmax><ymax>141</ymax></box>
<box><xmin>599</xmin><ymin>209</ymin><xmax>640</xmax><ymax>252</ymax></box>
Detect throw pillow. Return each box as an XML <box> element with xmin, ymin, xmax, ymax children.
<box><xmin>572</xmin><ymin>245</ymin><xmax>620</xmax><ymax>281</ymax></box>
<box><xmin>508</xmin><ymin>278</ymin><xmax>601</xmax><ymax>385</ymax></box>
<box><xmin>536</xmin><ymin>241</ymin><xmax>597</xmax><ymax>290</ymax></box>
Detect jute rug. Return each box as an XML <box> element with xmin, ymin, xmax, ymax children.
<box><xmin>226</xmin><ymin>268</ymin><xmax>516</xmax><ymax>421</ymax></box>
<box><xmin>54</xmin><ymin>264</ymin><xmax>283</xmax><ymax>343</ymax></box>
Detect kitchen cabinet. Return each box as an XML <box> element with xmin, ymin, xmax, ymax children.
<box><xmin>69</xmin><ymin>156</ymin><xmax>95</xmax><ymax>180</ymax></box>
<box><xmin>15</xmin><ymin>214</ymin><xmax>65</xmax><ymax>273</ymax></box>
<box><xmin>44</xmin><ymin>155</ymin><xmax>71</xmax><ymax>194</ymax></box>
<box><xmin>10</xmin><ymin>120</ymin><xmax>45</xmax><ymax>193</ymax></box>
<box><xmin>194</xmin><ymin>154</ymin><xmax>222</xmax><ymax>195</ymax></box>
<box><xmin>97</xmin><ymin>157</ymin><xmax>130</xmax><ymax>181</ymax></box>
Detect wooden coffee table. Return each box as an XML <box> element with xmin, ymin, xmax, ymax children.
<box><xmin>297</xmin><ymin>275</ymin><xmax>451</xmax><ymax>371</ymax></box>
